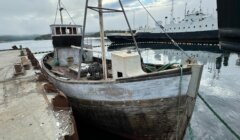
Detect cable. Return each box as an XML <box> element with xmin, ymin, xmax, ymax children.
<box><xmin>137</xmin><ymin>0</ymin><xmax>192</xmax><ymax>59</ymax></box>
<box><xmin>60</xmin><ymin>2</ymin><xmax>76</xmax><ymax>25</ymax></box>
<box><xmin>54</xmin><ymin>2</ymin><xmax>59</xmax><ymax>24</ymax></box>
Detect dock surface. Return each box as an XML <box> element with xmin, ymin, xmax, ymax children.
<box><xmin>0</xmin><ymin>50</ymin><xmax>74</xmax><ymax>140</ymax></box>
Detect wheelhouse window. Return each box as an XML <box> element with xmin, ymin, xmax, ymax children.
<box><xmin>117</xmin><ymin>72</ymin><xmax>123</xmax><ymax>78</ymax></box>
<box><xmin>66</xmin><ymin>27</ymin><xmax>72</xmax><ymax>34</ymax></box>
<box><xmin>51</xmin><ymin>25</ymin><xmax>82</xmax><ymax>35</ymax></box>
<box><xmin>61</xmin><ymin>27</ymin><xmax>66</xmax><ymax>34</ymax></box>
<box><xmin>56</xmin><ymin>27</ymin><xmax>61</xmax><ymax>34</ymax></box>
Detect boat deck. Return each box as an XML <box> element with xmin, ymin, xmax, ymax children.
<box><xmin>0</xmin><ymin>50</ymin><xmax>76</xmax><ymax>140</ymax></box>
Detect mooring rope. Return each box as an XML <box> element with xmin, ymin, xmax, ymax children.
<box><xmin>198</xmin><ymin>93</ymin><xmax>240</xmax><ymax>140</ymax></box>
<box><xmin>176</xmin><ymin>65</ymin><xmax>183</xmax><ymax>140</ymax></box>
<box><xmin>188</xmin><ymin>122</ymin><xmax>194</xmax><ymax>140</ymax></box>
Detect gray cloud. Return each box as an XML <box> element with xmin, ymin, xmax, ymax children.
<box><xmin>0</xmin><ymin>0</ymin><xmax>216</xmax><ymax>35</ymax></box>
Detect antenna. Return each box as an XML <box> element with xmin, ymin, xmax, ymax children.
<box><xmin>54</xmin><ymin>0</ymin><xmax>76</xmax><ymax>25</ymax></box>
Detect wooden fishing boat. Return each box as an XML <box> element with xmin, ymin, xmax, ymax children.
<box><xmin>41</xmin><ymin>0</ymin><xmax>203</xmax><ymax>139</ymax></box>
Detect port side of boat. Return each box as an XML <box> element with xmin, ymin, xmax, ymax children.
<box><xmin>41</xmin><ymin>51</ymin><xmax>203</xmax><ymax>140</ymax></box>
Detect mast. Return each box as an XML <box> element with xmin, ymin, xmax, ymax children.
<box><xmin>133</xmin><ymin>10</ymin><xmax>135</xmax><ymax>29</ymax></box>
<box><xmin>170</xmin><ymin>0</ymin><xmax>174</xmax><ymax>23</ymax></box>
<box><xmin>58</xmin><ymin>0</ymin><xmax>63</xmax><ymax>24</ymax></box>
<box><xmin>119</xmin><ymin>0</ymin><xmax>141</xmax><ymax>57</ymax></box>
<box><xmin>77</xmin><ymin>0</ymin><xmax>89</xmax><ymax>80</ymax></box>
<box><xmin>79</xmin><ymin>1</ymin><xmax>142</xmax><ymax>80</ymax></box>
<box><xmin>200</xmin><ymin>0</ymin><xmax>202</xmax><ymax>13</ymax></box>
<box><xmin>184</xmin><ymin>2</ymin><xmax>187</xmax><ymax>17</ymax></box>
<box><xmin>98</xmin><ymin>0</ymin><xmax>108</xmax><ymax>80</ymax></box>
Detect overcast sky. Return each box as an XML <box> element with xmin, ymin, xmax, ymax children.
<box><xmin>0</xmin><ymin>0</ymin><xmax>217</xmax><ymax>35</ymax></box>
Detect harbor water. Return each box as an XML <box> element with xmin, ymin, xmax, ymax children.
<box><xmin>0</xmin><ymin>39</ymin><xmax>239</xmax><ymax>140</ymax></box>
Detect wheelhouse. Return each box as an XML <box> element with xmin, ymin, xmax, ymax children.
<box><xmin>50</xmin><ymin>24</ymin><xmax>82</xmax><ymax>47</ymax></box>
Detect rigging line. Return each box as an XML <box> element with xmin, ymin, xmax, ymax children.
<box><xmin>60</xmin><ymin>1</ymin><xmax>76</xmax><ymax>25</ymax></box>
<box><xmin>119</xmin><ymin>0</ymin><xmax>142</xmax><ymax>59</ymax></box>
<box><xmin>54</xmin><ymin>2</ymin><xmax>59</xmax><ymax>24</ymax></box>
<box><xmin>136</xmin><ymin>0</ymin><xmax>192</xmax><ymax>59</ymax></box>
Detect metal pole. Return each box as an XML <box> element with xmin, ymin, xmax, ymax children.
<box><xmin>118</xmin><ymin>0</ymin><xmax>141</xmax><ymax>57</ymax></box>
<box><xmin>98</xmin><ymin>0</ymin><xmax>108</xmax><ymax>80</ymax></box>
<box><xmin>184</xmin><ymin>2</ymin><xmax>187</xmax><ymax>17</ymax></box>
<box><xmin>77</xmin><ymin>0</ymin><xmax>88</xmax><ymax>80</ymax></box>
<box><xmin>58</xmin><ymin>0</ymin><xmax>63</xmax><ymax>24</ymax></box>
<box><xmin>133</xmin><ymin>10</ymin><xmax>135</xmax><ymax>29</ymax></box>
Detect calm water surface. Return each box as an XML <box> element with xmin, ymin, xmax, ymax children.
<box><xmin>0</xmin><ymin>40</ymin><xmax>239</xmax><ymax>140</ymax></box>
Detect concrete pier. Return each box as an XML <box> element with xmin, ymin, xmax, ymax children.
<box><xmin>0</xmin><ymin>49</ymin><xmax>77</xmax><ymax>140</ymax></box>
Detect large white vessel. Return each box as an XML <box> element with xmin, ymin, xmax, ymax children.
<box><xmin>107</xmin><ymin>1</ymin><xmax>219</xmax><ymax>44</ymax></box>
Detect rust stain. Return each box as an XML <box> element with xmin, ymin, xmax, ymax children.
<box><xmin>52</xmin><ymin>92</ymin><xmax>70</xmax><ymax>111</ymax></box>
<box><xmin>43</xmin><ymin>83</ymin><xmax>58</xmax><ymax>93</ymax></box>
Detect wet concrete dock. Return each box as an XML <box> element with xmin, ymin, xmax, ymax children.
<box><xmin>0</xmin><ymin>49</ymin><xmax>77</xmax><ymax>140</ymax></box>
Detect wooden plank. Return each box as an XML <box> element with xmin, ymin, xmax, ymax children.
<box><xmin>50</xmin><ymin>70</ymin><xmax>65</xmax><ymax>76</ymax></box>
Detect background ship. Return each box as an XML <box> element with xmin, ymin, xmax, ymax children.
<box><xmin>107</xmin><ymin>0</ymin><xmax>218</xmax><ymax>44</ymax></box>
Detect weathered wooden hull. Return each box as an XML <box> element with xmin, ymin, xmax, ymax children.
<box><xmin>41</xmin><ymin>53</ymin><xmax>203</xmax><ymax>140</ymax></box>
<box><xmin>69</xmin><ymin>95</ymin><xmax>195</xmax><ymax>140</ymax></box>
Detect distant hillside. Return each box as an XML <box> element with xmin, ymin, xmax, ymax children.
<box><xmin>34</xmin><ymin>34</ymin><xmax>51</xmax><ymax>40</ymax></box>
<box><xmin>0</xmin><ymin>35</ymin><xmax>39</xmax><ymax>42</ymax></box>
<box><xmin>32</xmin><ymin>30</ymin><xmax>134</xmax><ymax>40</ymax></box>
<box><xmin>87</xmin><ymin>30</ymin><xmax>135</xmax><ymax>37</ymax></box>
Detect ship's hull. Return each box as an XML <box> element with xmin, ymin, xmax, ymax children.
<box><xmin>41</xmin><ymin>53</ymin><xmax>203</xmax><ymax>140</ymax></box>
<box><xmin>107</xmin><ymin>30</ymin><xmax>219</xmax><ymax>44</ymax></box>
<box><xmin>217</xmin><ymin>0</ymin><xmax>240</xmax><ymax>51</ymax></box>
<box><xmin>107</xmin><ymin>35</ymin><xmax>134</xmax><ymax>44</ymax></box>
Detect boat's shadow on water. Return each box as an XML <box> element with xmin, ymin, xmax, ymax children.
<box><xmin>73</xmin><ymin>108</ymin><xmax>130</xmax><ymax>140</ymax></box>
